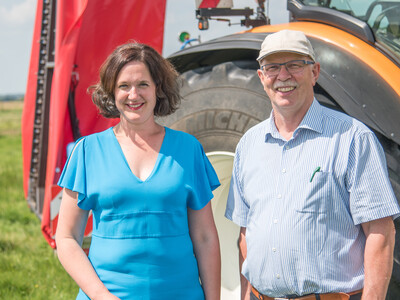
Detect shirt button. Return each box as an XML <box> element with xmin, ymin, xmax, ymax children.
<box><xmin>285</xmin><ymin>145</ymin><xmax>290</xmax><ymax>150</ymax></box>
<box><xmin>272</xmin><ymin>247</ymin><xmax>276</xmax><ymax>252</ymax></box>
<box><xmin>273</xmin><ymin>219</ymin><xmax>278</xmax><ymax>224</ymax></box>
<box><xmin>277</xmin><ymin>194</ymin><xmax>282</xmax><ymax>199</ymax></box>
<box><xmin>282</xmin><ymin>169</ymin><xmax>286</xmax><ymax>173</ymax></box>
<box><xmin>276</xmin><ymin>274</ymin><xmax>281</xmax><ymax>279</ymax></box>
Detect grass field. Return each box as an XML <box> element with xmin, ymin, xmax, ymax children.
<box><xmin>0</xmin><ymin>101</ymin><xmax>77</xmax><ymax>299</ymax></box>
<box><xmin>1</xmin><ymin>101</ymin><xmax>399</xmax><ymax>299</ymax></box>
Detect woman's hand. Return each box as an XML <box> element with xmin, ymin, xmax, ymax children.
<box><xmin>188</xmin><ymin>202</ymin><xmax>221</xmax><ymax>300</ymax></box>
<box><xmin>93</xmin><ymin>291</ymin><xmax>121</xmax><ymax>300</ymax></box>
<box><xmin>56</xmin><ymin>188</ymin><xmax>114</xmax><ymax>300</ymax></box>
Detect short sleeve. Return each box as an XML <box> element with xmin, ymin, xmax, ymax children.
<box><xmin>57</xmin><ymin>137</ymin><xmax>93</xmax><ymax>210</ymax></box>
<box><xmin>187</xmin><ymin>143</ymin><xmax>220</xmax><ymax>210</ymax></box>
<box><xmin>347</xmin><ymin>132</ymin><xmax>400</xmax><ymax>224</ymax></box>
<box><xmin>225</xmin><ymin>140</ymin><xmax>249</xmax><ymax>227</ymax></box>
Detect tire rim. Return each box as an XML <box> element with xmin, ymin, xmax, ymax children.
<box><xmin>207</xmin><ymin>151</ymin><xmax>240</xmax><ymax>299</ymax></box>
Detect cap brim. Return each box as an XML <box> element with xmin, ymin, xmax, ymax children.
<box><xmin>257</xmin><ymin>50</ymin><xmax>315</xmax><ymax>62</ymax></box>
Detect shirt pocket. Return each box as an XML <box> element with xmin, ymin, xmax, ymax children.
<box><xmin>295</xmin><ymin>171</ymin><xmax>333</xmax><ymax>214</ymax></box>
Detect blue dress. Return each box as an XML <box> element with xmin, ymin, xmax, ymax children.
<box><xmin>58</xmin><ymin>127</ymin><xmax>220</xmax><ymax>300</ymax></box>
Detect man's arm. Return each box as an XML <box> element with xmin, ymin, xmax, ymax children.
<box><xmin>239</xmin><ymin>227</ymin><xmax>251</xmax><ymax>300</ymax></box>
<box><xmin>361</xmin><ymin>216</ymin><xmax>396</xmax><ymax>300</ymax></box>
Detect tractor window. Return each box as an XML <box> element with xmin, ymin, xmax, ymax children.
<box><xmin>365</xmin><ymin>1</ymin><xmax>400</xmax><ymax>59</ymax></box>
<box><xmin>300</xmin><ymin>0</ymin><xmax>400</xmax><ymax>61</ymax></box>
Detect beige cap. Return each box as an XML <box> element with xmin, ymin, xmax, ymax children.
<box><xmin>257</xmin><ymin>30</ymin><xmax>315</xmax><ymax>62</ymax></box>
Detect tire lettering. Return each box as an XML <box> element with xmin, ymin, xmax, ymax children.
<box><xmin>172</xmin><ymin>109</ymin><xmax>261</xmax><ymax>135</ymax></box>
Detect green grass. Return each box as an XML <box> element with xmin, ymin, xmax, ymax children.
<box><xmin>0</xmin><ymin>101</ymin><xmax>77</xmax><ymax>299</ymax></box>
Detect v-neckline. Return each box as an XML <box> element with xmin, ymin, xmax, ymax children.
<box><xmin>110</xmin><ymin>126</ymin><xmax>168</xmax><ymax>183</ymax></box>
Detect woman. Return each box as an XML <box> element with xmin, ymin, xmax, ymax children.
<box><xmin>55</xmin><ymin>42</ymin><xmax>221</xmax><ymax>300</ymax></box>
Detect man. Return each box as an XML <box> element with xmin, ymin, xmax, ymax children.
<box><xmin>225</xmin><ymin>29</ymin><xmax>400</xmax><ymax>300</ymax></box>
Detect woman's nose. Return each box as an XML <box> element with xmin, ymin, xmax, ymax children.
<box><xmin>128</xmin><ymin>87</ymin><xmax>138</xmax><ymax>99</ymax></box>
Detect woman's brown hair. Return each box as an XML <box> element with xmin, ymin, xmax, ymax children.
<box><xmin>88</xmin><ymin>42</ymin><xmax>181</xmax><ymax>118</ymax></box>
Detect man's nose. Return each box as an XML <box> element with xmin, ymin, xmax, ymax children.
<box><xmin>276</xmin><ymin>65</ymin><xmax>292</xmax><ymax>80</ymax></box>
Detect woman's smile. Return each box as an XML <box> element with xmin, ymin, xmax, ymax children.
<box><xmin>114</xmin><ymin>61</ymin><xmax>157</xmax><ymax>127</ymax></box>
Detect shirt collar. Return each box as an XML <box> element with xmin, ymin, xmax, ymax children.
<box><xmin>265</xmin><ymin>98</ymin><xmax>324</xmax><ymax>140</ymax></box>
<box><xmin>297</xmin><ymin>99</ymin><xmax>324</xmax><ymax>134</ymax></box>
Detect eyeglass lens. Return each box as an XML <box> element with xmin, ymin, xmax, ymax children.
<box><xmin>261</xmin><ymin>60</ymin><xmax>314</xmax><ymax>76</ymax></box>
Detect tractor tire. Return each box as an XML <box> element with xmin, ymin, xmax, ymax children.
<box><xmin>383</xmin><ymin>134</ymin><xmax>400</xmax><ymax>300</ymax></box>
<box><xmin>159</xmin><ymin>60</ymin><xmax>400</xmax><ymax>299</ymax></box>
<box><xmin>159</xmin><ymin>60</ymin><xmax>270</xmax><ymax>299</ymax></box>
<box><xmin>159</xmin><ymin>60</ymin><xmax>270</xmax><ymax>153</ymax></box>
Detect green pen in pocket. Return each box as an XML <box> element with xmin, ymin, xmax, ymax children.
<box><xmin>310</xmin><ymin>166</ymin><xmax>321</xmax><ymax>182</ymax></box>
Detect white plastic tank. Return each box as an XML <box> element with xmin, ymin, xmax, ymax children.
<box><xmin>195</xmin><ymin>0</ymin><xmax>234</xmax><ymax>9</ymax></box>
<box><xmin>207</xmin><ymin>152</ymin><xmax>240</xmax><ymax>299</ymax></box>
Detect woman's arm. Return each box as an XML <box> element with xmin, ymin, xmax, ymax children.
<box><xmin>188</xmin><ymin>202</ymin><xmax>221</xmax><ymax>300</ymax></box>
<box><xmin>55</xmin><ymin>188</ymin><xmax>120</xmax><ymax>300</ymax></box>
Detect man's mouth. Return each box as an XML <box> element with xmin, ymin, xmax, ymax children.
<box><xmin>276</xmin><ymin>86</ymin><xmax>296</xmax><ymax>92</ymax></box>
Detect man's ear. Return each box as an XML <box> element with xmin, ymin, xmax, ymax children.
<box><xmin>311</xmin><ymin>62</ymin><xmax>320</xmax><ymax>86</ymax></box>
<box><xmin>257</xmin><ymin>69</ymin><xmax>264</xmax><ymax>81</ymax></box>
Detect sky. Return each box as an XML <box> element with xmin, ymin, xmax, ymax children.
<box><xmin>0</xmin><ymin>0</ymin><xmax>288</xmax><ymax>95</ymax></box>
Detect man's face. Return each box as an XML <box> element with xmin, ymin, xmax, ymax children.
<box><xmin>257</xmin><ymin>52</ymin><xmax>320</xmax><ymax>115</ymax></box>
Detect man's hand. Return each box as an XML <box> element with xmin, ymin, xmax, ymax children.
<box><xmin>239</xmin><ymin>227</ymin><xmax>251</xmax><ymax>300</ymax></box>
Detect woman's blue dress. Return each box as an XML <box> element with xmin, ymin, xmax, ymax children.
<box><xmin>58</xmin><ymin>127</ymin><xmax>220</xmax><ymax>300</ymax></box>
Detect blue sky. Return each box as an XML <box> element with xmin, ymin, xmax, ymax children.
<box><xmin>0</xmin><ymin>0</ymin><xmax>288</xmax><ymax>95</ymax></box>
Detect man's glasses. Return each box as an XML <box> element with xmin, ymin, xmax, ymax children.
<box><xmin>260</xmin><ymin>60</ymin><xmax>315</xmax><ymax>77</ymax></box>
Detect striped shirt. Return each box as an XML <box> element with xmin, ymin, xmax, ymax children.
<box><xmin>225</xmin><ymin>99</ymin><xmax>400</xmax><ymax>297</ymax></box>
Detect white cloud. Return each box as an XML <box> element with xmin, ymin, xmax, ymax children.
<box><xmin>0</xmin><ymin>0</ymin><xmax>36</xmax><ymax>26</ymax></box>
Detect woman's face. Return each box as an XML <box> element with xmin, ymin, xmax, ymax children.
<box><xmin>114</xmin><ymin>61</ymin><xmax>157</xmax><ymax>127</ymax></box>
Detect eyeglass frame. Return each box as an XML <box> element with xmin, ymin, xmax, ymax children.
<box><xmin>260</xmin><ymin>60</ymin><xmax>315</xmax><ymax>77</ymax></box>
